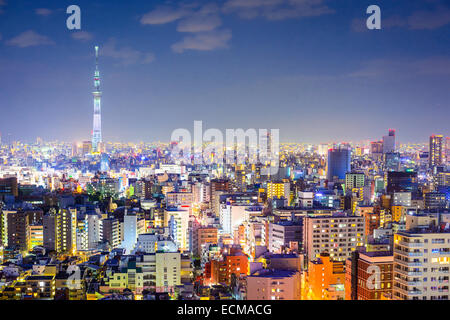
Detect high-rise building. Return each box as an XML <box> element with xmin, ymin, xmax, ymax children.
<box><xmin>386</xmin><ymin>171</ymin><xmax>418</xmax><ymax>194</ymax></box>
<box><xmin>429</xmin><ymin>135</ymin><xmax>444</xmax><ymax>167</ymax></box>
<box><xmin>121</xmin><ymin>208</ymin><xmax>138</xmax><ymax>254</ymax></box>
<box><xmin>43</xmin><ymin>210</ymin><xmax>57</xmax><ymax>252</ymax></box>
<box><xmin>5</xmin><ymin>210</ymin><xmax>29</xmax><ymax>252</ymax></box>
<box><xmin>303</xmin><ymin>215</ymin><xmax>365</xmax><ymax>262</ymax></box>
<box><xmin>102</xmin><ymin>217</ymin><xmax>120</xmax><ymax>249</ymax></box>
<box><xmin>0</xmin><ymin>177</ymin><xmax>18</xmax><ymax>199</ymax></box>
<box><xmin>383</xmin><ymin>129</ymin><xmax>396</xmax><ymax>154</ymax></box>
<box><xmin>56</xmin><ymin>208</ymin><xmax>77</xmax><ymax>254</ymax></box>
<box><xmin>92</xmin><ymin>46</ymin><xmax>102</xmax><ymax>153</ymax></box>
<box><xmin>393</xmin><ymin>213</ymin><xmax>450</xmax><ymax>300</ymax></box>
<box><xmin>327</xmin><ymin>147</ymin><xmax>351</xmax><ymax>182</ymax></box>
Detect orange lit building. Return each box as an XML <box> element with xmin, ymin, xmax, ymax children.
<box><xmin>391</xmin><ymin>205</ymin><xmax>404</xmax><ymax>223</ymax></box>
<box><xmin>206</xmin><ymin>247</ymin><xmax>249</xmax><ymax>285</ymax></box>
<box><xmin>363</xmin><ymin>209</ymin><xmax>380</xmax><ymax>238</ymax></box>
<box><xmin>305</xmin><ymin>253</ymin><xmax>345</xmax><ymax>300</ymax></box>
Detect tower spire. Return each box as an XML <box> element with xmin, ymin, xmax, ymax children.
<box><xmin>92</xmin><ymin>45</ymin><xmax>102</xmax><ymax>153</ymax></box>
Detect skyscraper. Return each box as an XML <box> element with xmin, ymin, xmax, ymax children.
<box><xmin>429</xmin><ymin>134</ymin><xmax>444</xmax><ymax>167</ymax></box>
<box><xmin>92</xmin><ymin>46</ymin><xmax>102</xmax><ymax>153</ymax></box>
<box><xmin>327</xmin><ymin>146</ymin><xmax>351</xmax><ymax>181</ymax></box>
<box><xmin>382</xmin><ymin>129</ymin><xmax>396</xmax><ymax>154</ymax></box>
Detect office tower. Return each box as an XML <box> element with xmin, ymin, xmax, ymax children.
<box><xmin>246</xmin><ymin>270</ymin><xmax>301</xmax><ymax>300</ymax></box>
<box><xmin>92</xmin><ymin>46</ymin><xmax>102</xmax><ymax>153</ymax></box>
<box><xmin>81</xmin><ymin>141</ymin><xmax>92</xmax><ymax>155</ymax></box>
<box><xmin>345</xmin><ymin>250</ymin><xmax>393</xmax><ymax>300</ymax></box>
<box><xmin>268</xmin><ymin>221</ymin><xmax>302</xmax><ymax>253</ymax></box>
<box><xmin>327</xmin><ymin>146</ymin><xmax>351</xmax><ymax>181</ymax></box>
<box><xmin>306</xmin><ymin>253</ymin><xmax>345</xmax><ymax>300</ymax></box>
<box><xmin>384</xmin><ymin>152</ymin><xmax>400</xmax><ymax>172</ymax></box>
<box><xmin>383</xmin><ymin>129</ymin><xmax>396</xmax><ymax>154</ymax></box>
<box><xmin>345</xmin><ymin>173</ymin><xmax>365</xmax><ymax>190</ymax></box>
<box><xmin>386</xmin><ymin>171</ymin><xmax>418</xmax><ymax>194</ymax></box>
<box><xmin>429</xmin><ymin>135</ymin><xmax>444</xmax><ymax>167</ymax></box>
<box><xmin>303</xmin><ymin>215</ymin><xmax>365</xmax><ymax>262</ymax></box>
<box><xmin>393</xmin><ymin>213</ymin><xmax>450</xmax><ymax>300</ymax></box>
<box><xmin>0</xmin><ymin>177</ymin><xmax>18</xmax><ymax>199</ymax></box>
<box><xmin>371</xmin><ymin>140</ymin><xmax>383</xmax><ymax>158</ymax></box>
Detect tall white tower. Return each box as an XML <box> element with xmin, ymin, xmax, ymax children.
<box><xmin>92</xmin><ymin>45</ymin><xmax>102</xmax><ymax>152</ymax></box>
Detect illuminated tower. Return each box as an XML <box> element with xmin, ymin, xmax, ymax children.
<box><xmin>92</xmin><ymin>45</ymin><xmax>102</xmax><ymax>152</ymax></box>
<box><xmin>429</xmin><ymin>134</ymin><xmax>444</xmax><ymax>167</ymax></box>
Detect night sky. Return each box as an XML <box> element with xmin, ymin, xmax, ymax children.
<box><xmin>0</xmin><ymin>0</ymin><xmax>449</xmax><ymax>144</ymax></box>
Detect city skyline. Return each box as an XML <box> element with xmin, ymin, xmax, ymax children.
<box><xmin>0</xmin><ymin>0</ymin><xmax>449</xmax><ymax>143</ymax></box>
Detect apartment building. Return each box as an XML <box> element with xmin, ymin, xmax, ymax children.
<box><xmin>393</xmin><ymin>213</ymin><xmax>450</xmax><ymax>300</ymax></box>
<box><xmin>303</xmin><ymin>215</ymin><xmax>365</xmax><ymax>262</ymax></box>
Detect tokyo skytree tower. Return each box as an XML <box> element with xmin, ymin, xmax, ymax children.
<box><xmin>92</xmin><ymin>45</ymin><xmax>102</xmax><ymax>152</ymax></box>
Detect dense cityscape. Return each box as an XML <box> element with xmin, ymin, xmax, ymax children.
<box><xmin>0</xmin><ymin>115</ymin><xmax>449</xmax><ymax>300</ymax></box>
<box><xmin>0</xmin><ymin>0</ymin><xmax>449</xmax><ymax>304</ymax></box>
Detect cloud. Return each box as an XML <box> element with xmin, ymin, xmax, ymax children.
<box><xmin>140</xmin><ymin>6</ymin><xmax>191</xmax><ymax>25</ymax></box>
<box><xmin>222</xmin><ymin>0</ymin><xmax>334</xmax><ymax>21</ymax></box>
<box><xmin>102</xmin><ymin>39</ymin><xmax>155</xmax><ymax>65</ymax></box>
<box><xmin>35</xmin><ymin>8</ymin><xmax>52</xmax><ymax>16</ymax></box>
<box><xmin>71</xmin><ymin>31</ymin><xmax>93</xmax><ymax>42</ymax></box>
<box><xmin>171</xmin><ymin>29</ymin><xmax>232</xmax><ymax>53</ymax></box>
<box><xmin>6</xmin><ymin>30</ymin><xmax>54</xmax><ymax>48</ymax></box>
<box><xmin>177</xmin><ymin>14</ymin><xmax>222</xmax><ymax>32</ymax></box>
<box><xmin>141</xmin><ymin>1</ymin><xmax>332</xmax><ymax>53</ymax></box>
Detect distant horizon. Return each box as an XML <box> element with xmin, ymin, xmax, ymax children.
<box><xmin>0</xmin><ymin>135</ymin><xmax>438</xmax><ymax>146</ymax></box>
